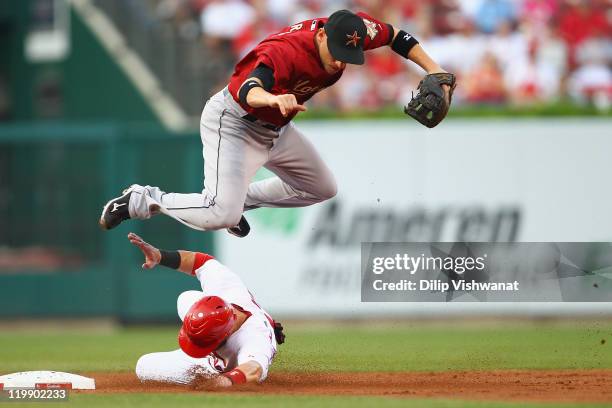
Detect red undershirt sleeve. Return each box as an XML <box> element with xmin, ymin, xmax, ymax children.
<box><xmin>191</xmin><ymin>253</ymin><xmax>215</xmax><ymax>275</ymax></box>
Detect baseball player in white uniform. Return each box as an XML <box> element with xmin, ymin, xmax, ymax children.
<box><xmin>128</xmin><ymin>232</ymin><xmax>282</xmax><ymax>386</ymax></box>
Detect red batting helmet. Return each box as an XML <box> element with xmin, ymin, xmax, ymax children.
<box><xmin>178</xmin><ymin>296</ymin><xmax>236</xmax><ymax>358</ymax></box>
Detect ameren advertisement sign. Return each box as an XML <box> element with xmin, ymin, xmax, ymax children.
<box><xmin>219</xmin><ymin>119</ymin><xmax>612</xmax><ymax>316</ymax></box>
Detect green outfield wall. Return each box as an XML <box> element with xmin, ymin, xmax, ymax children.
<box><xmin>2</xmin><ymin>1</ymin><xmax>158</xmax><ymax>123</ymax></box>
<box><xmin>0</xmin><ymin>123</ymin><xmax>213</xmax><ymax>321</ymax></box>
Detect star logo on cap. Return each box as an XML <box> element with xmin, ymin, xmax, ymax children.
<box><xmin>345</xmin><ymin>31</ymin><xmax>361</xmax><ymax>47</ymax></box>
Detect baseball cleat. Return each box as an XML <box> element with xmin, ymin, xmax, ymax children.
<box><xmin>99</xmin><ymin>186</ymin><xmax>135</xmax><ymax>230</ymax></box>
<box><xmin>227</xmin><ymin>215</ymin><xmax>250</xmax><ymax>238</ymax></box>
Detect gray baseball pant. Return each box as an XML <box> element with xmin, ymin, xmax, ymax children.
<box><xmin>127</xmin><ymin>88</ymin><xmax>337</xmax><ymax>231</ymax></box>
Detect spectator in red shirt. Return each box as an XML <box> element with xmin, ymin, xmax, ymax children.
<box><xmin>558</xmin><ymin>0</ymin><xmax>609</xmax><ymax>67</ymax></box>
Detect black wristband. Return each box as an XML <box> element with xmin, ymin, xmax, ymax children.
<box><xmin>239</xmin><ymin>80</ymin><xmax>263</xmax><ymax>106</ymax></box>
<box><xmin>159</xmin><ymin>250</ymin><xmax>181</xmax><ymax>269</ymax></box>
<box><xmin>391</xmin><ymin>30</ymin><xmax>419</xmax><ymax>58</ymax></box>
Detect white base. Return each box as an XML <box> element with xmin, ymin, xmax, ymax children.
<box><xmin>0</xmin><ymin>371</ymin><xmax>95</xmax><ymax>390</ymax></box>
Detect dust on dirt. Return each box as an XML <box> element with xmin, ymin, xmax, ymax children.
<box><xmin>85</xmin><ymin>369</ymin><xmax>612</xmax><ymax>403</ymax></box>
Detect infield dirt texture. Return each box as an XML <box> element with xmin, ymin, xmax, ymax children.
<box><xmin>1</xmin><ymin>320</ymin><xmax>611</xmax><ymax>407</ymax></box>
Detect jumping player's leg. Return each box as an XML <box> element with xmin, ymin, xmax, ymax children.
<box><xmin>124</xmin><ymin>95</ymin><xmax>269</xmax><ymax>231</ymax></box>
<box><xmin>135</xmin><ymin>349</ymin><xmax>222</xmax><ymax>384</ymax></box>
<box><xmin>244</xmin><ymin>122</ymin><xmax>337</xmax><ymax>210</ymax></box>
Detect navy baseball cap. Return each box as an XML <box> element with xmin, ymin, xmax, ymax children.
<box><xmin>324</xmin><ymin>10</ymin><xmax>366</xmax><ymax>65</ymax></box>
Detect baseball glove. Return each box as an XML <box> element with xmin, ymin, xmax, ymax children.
<box><xmin>404</xmin><ymin>72</ymin><xmax>456</xmax><ymax>128</ymax></box>
<box><xmin>274</xmin><ymin>321</ymin><xmax>285</xmax><ymax>345</ymax></box>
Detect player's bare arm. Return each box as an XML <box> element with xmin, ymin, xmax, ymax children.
<box><xmin>389</xmin><ymin>26</ymin><xmax>446</xmax><ymax>75</ymax></box>
<box><xmin>239</xmin><ymin>78</ymin><xmax>306</xmax><ymax>117</ymax></box>
<box><xmin>407</xmin><ymin>44</ymin><xmax>446</xmax><ymax>75</ymax></box>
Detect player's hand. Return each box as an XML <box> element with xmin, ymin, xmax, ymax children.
<box><xmin>427</xmin><ymin>68</ymin><xmax>451</xmax><ymax>100</ymax></box>
<box><xmin>127</xmin><ymin>232</ymin><xmax>161</xmax><ymax>269</ymax></box>
<box><xmin>268</xmin><ymin>94</ymin><xmax>307</xmax><ymax>117</ymax></box>
<box><xmin>193</xmin><ymin>374</ymin><xmax>233</xmax><ymax>390</ymax></box>
<box><xmin>211</xmin><ymin>375</ymin><xmax>233</xmax><ymax>388</ymax></box>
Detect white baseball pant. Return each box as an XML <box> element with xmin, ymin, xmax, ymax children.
<box><xmin>135</xmin><ymin>349</ymin><xmax>221</xmax><ymax>384</ymax></box>
<box><xmin>135</xmin><ymin>291</ymin><xmax>222</xmax><ymax>384</ymax></box>
<box><xmin>128</xmin><ymin>87</ymin><xmax>337</xmax><ymax>231</ymax></box>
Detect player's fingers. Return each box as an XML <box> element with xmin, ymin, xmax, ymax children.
<box><xmin>287</xmin><ymin>95</ymin><xmax>299</xmax><ymax>107</ymax></box>
<box><xmin>287</xmin><ymin>101</ymin><xmax>298</xmax><ymax>113</ymax></box>
<box><xmin>129</xmin><ymin>237</ymin><xmax>143</xmax><ymax>247</ymax></box>
<box><xmin>134</xmin><ymin>241</ymin><xmax>149</xmax><ymax>254</ymax></box>
<box><xmin>278</xmin><ymin>103</ymin><xmax>287</xmax><ymax>117</ymax></box>
<box><xmin>128</xmin><ymin>232</ymin><xmax>142</xmax><ymax>242</ymax></box>
<box><xmin>295</xmin><ymin>104</ymin><xmax>307</xmax><ymax>112</ymax></box>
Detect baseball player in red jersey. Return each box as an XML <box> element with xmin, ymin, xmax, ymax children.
<box><xmin>127</xmin><ymin>232</ymin><xmax>283</xmax><ymax>387</ymax></box>
<box><xmin>99</xmin><ymin>10</ymin><xmax>450</xmax><ymax>237</ymax></box>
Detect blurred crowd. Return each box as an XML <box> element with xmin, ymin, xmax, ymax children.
<box><xmin>132</xmin><ymin>0</ymin><xmax>610</xmax><ymax>111</ymax></box>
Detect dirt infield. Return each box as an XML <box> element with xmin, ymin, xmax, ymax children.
<box><xmin>87</xmin><ymin>369</ymin><xmax>612</xmax><ymax>403</ymax></box>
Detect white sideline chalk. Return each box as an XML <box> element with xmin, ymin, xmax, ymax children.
<box><xmin>0</xmin><ymin>371</ymin><xmax>95</xmax><ymax>390</ymax></box>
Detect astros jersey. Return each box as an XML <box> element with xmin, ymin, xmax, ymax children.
<box><xmin>178</xmin><ymin>258</ymin><xmax>277</xmax><ymax>381</ymax></box>
<box><xmin>228</xmin><ymin>12</ymin><xmax>393</xmax><ymax>127</ymax></box>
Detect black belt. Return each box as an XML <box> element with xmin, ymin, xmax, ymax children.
<box><xmin>241</xmin><ymin>114</ymin><xmax>281</xmax><ymax>131</ymax></box>
<box><xmin>222</xmin><ymin>87</ymin><xmax>281</xmax><ymax>131</ymax></box>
